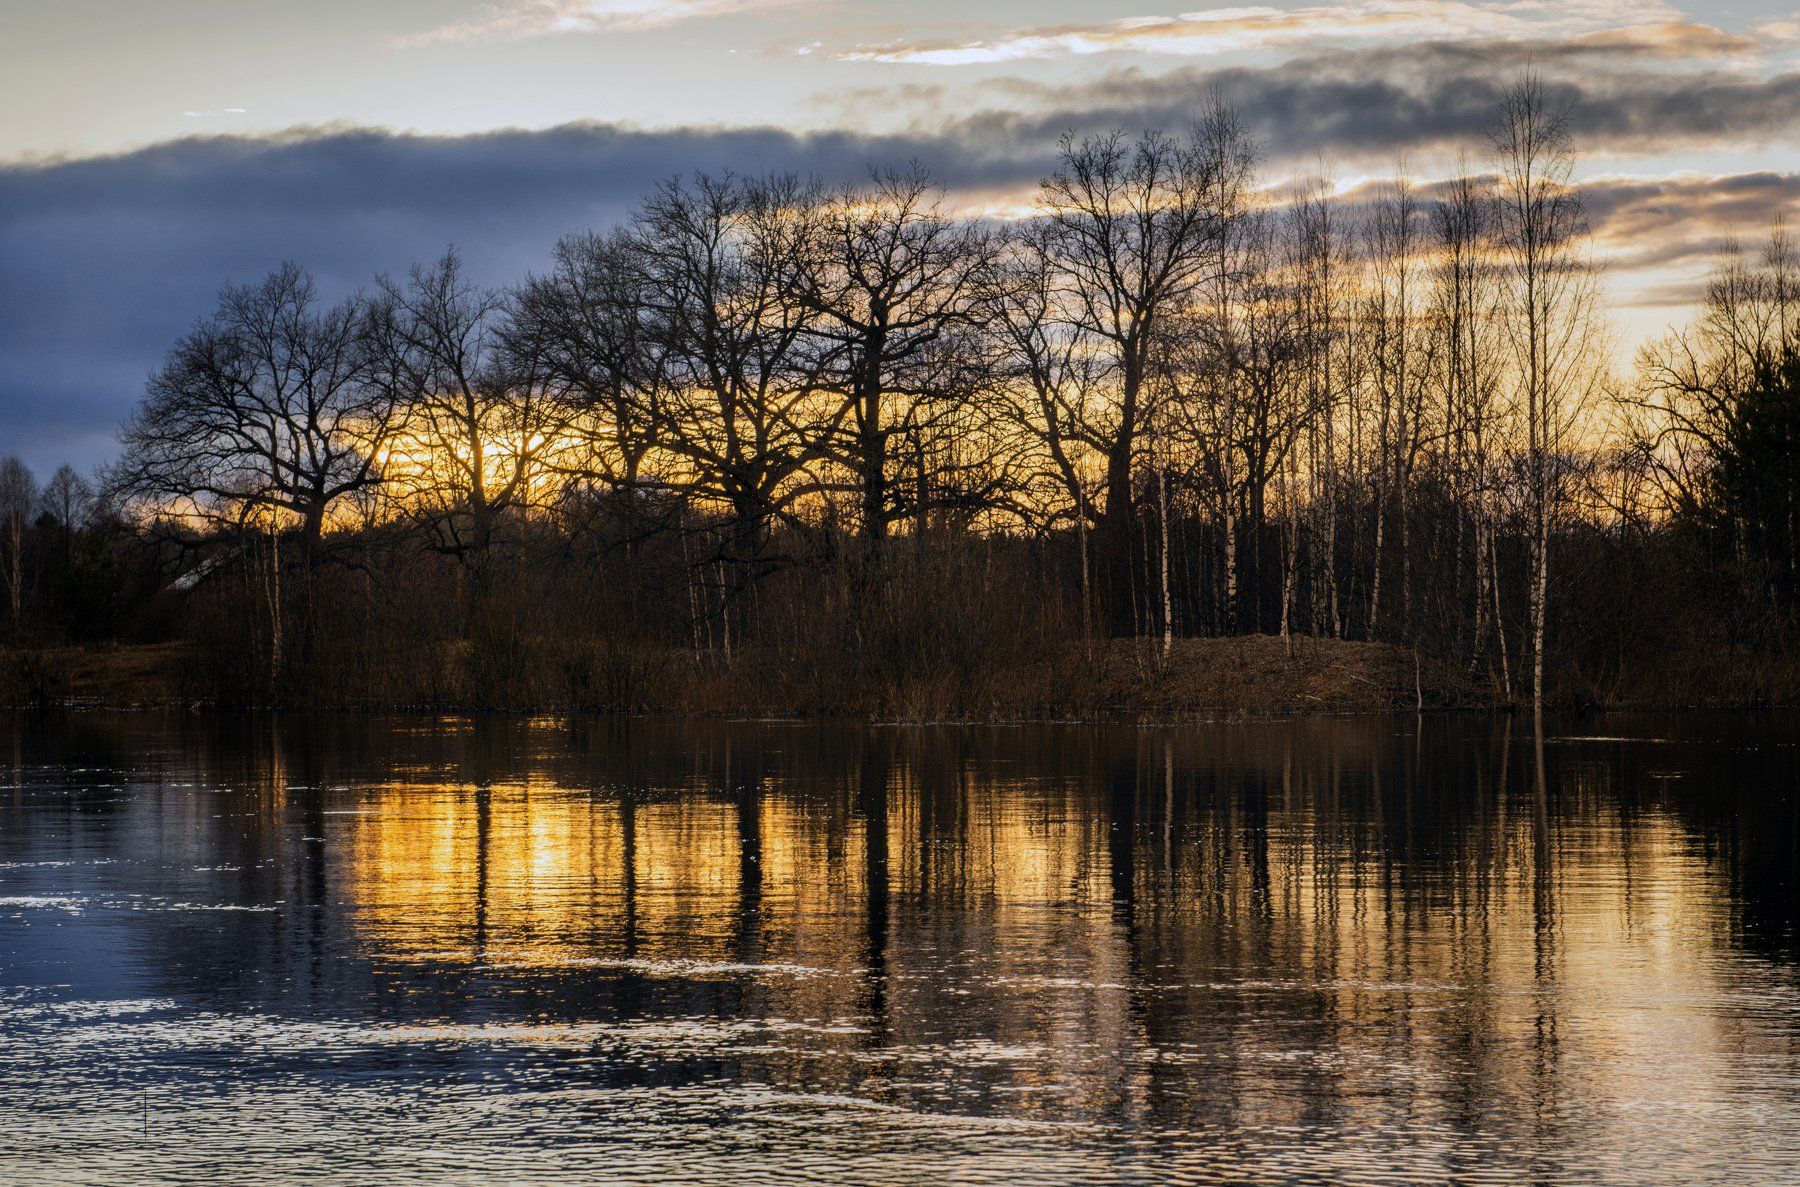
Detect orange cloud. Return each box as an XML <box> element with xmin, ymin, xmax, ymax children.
<box><xmin>831</xmin><ymin>3</ymin><xmax>1749</xmax><ymax>67</ymax></box>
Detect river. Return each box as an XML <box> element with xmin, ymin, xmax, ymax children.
<box><xmin>2</xmin><ymin>711</ymin><xmax>1797</xmax><ymax>1184</ymax></box>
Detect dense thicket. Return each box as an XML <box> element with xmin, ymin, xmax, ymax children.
<box><xmin>6</xmin><ymin>78</ymin><xmax>1797</xmax><ymax>713</ymax></box>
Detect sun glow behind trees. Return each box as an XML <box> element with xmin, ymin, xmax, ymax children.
<box><xmin>94</xmin><ymin>77</ymin><xmax>1791</xmax><ymax>708</ymax></box>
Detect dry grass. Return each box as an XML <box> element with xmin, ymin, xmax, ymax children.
<box><xmin>0</xmin><ymin>643</ymin><xmax>194</xmax><ymax>707</ymax></box>
<box><xmin>3</xmin><ymin>634</ymin><xmax>1462</xmax><ymax>720</ymax></box>
<box><xmin>985</xmin><ymin>634</ymin><xmax>1454</xmax><ymax>721</ymax></box>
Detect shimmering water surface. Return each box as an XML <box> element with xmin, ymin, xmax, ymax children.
<box><xmin>3</xmin><ymin>711</ymin><xmax>1798</xmax><ymax>1185</ymax></box>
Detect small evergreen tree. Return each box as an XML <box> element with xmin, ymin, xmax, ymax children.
<box><xmin>1712</xmin><ymin>352</ymin><xmax>1800</xmax><ymax>612</ymax></box>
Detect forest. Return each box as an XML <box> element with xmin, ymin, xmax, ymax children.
<box><xmin>3</xmin><ymin>78</ymin><xmax>1798</xmax><ymax>716</ymax></box>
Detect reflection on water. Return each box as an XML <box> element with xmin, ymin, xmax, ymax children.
<box><xmin>3</xmin><ymin>711</ymin><xmax>1798</xmax><ymax>1184</ymax></box>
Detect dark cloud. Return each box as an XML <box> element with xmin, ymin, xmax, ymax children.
<box><xmin>1580</xmin><ymin>171</ymin><xmax>1800</xmax><ymax>275</ymax></box>
<box><xmin>1322</xmin><ymin>171</ymin><xmax>1800</xmax><ymax>279</ymax></box>
<box><xmin>4</xmin><ymin>48</ymin><xmax>1798</xmax><ymax>474</ymax></box>
<box><xmin>0</xmin><ymin>122</ymin><xmax>1039</xmax><ymax>475</ymax></box>
<box><xmin>929</xmin><ymin>47</ymin><xmax>1800</xmax><ymax>162</ymax></box>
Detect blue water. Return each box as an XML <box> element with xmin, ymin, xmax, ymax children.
<box><xmin>3</xmin><ymin>711</ymin><xmax>1797</xmax><ymax>1184</ymax></box>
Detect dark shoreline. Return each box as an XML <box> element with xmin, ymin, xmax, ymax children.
<box><xmin>6</xmin><ymin>637</ymin><xmax>1788</xmax><ymax>720</ymax></box>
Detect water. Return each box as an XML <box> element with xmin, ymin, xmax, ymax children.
<box><xmin>2</xmin><ymin>711</ymin><xmax>1797</xmax><ymax>1185</ymax></box>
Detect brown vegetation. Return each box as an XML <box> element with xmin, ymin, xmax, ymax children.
<box><xmin>0</xmin><ymin>635</ymin><xmax>1449</xmax><ymax>720</ymax></box>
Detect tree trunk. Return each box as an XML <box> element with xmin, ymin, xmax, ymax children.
<box><xmin>1098</xmin><ymin>439</ymin><xmax>1138</xmax><ymax>636</ymax></box>
<box><xmin>1157</xmin><ymin>455</ymin><xmax>1173</xmax><ymax>659</ymax></box>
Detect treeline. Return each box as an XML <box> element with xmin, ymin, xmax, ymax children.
<box><xmin>6</xmin><ymin>77</ymin><xmax>1798</xmax><ymax>713</ymax></box>
<box><xmin>0</xmin><ymin>461</ymin><xmax>146</xmax><ymax>644</ymax></box>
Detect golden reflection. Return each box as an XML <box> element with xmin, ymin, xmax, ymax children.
<box><xmin>10</xmin><ymin>712</ymin><xmax>1800</xmax><ymax>1187</ymax></box>
<box><xmin>308</xmin><ymin>720</ymin><xmax>1786</xmax><ymax>1129</ymax></box>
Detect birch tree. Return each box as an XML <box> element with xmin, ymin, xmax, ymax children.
<box><xmin>1491</xmin><ymin>74</ymin><xmax>1602</xmax><ymax>711</ymax></box>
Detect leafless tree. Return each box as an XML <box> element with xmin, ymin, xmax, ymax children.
<box><xmin>516</xmin><ymin>228</ymin><xmax>662</xmax><ymax>501</ymax></box>
<box><xmin>1363</xmin><ymin>168</ymin><xmax>1434</xmax><ymax>639</ymax></box>
<box><xmin>629</xmin><ymin>172</ymin><xmax>828</xmax><ymax>639</ymax></box>
<box><xmin>1491</xmin><ymin>73</ymin><xmax>1602</xmax><ymax>712</ymax></box>
<box><xmin>1629</xmin><ymin>229</ymin><xmax>1796</xmax><ymax>517</ymax></box>
<box><xmin>988</xmin><ymin>220</ymin><xmax>1109</xmax><ymax>630</ymax></box>
<box><xmin>0</xmin><ymin>457</ymin><xmax>36</xmax><ymax>629</ymax></box>
<box><xmin>1288</xmin><ymin>173</ymin><xmax>1346</xmax><ymax>638</ymax></box>
<box><xmin>799</xmin><ymin>166</ymin><xmax>992</xmax><ymax>553</ymax></box>
<box><xmin>1430</xmin><ymin>165</ymin><xmax>1510</xmax><ymax>691</ymax></box>
<box><xmin>1037</xmin><ymin>109</ymin><xmax>1243</xmax><ymax>625</ymax></box>
<box><xmin>375</xmin><ymin>248</ymin><xmax>579</xmax><ymax>606</ymax></box>
<box><xmin>39</xmin><ymin>464</ymin><xmax>94</xmax><ymax>569</ymax></box>
<box><xmin>114</xmin><ymin>264</ymin><xmax>399</xmax><ymax>549</ymax></box>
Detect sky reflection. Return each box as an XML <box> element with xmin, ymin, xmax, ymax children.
<box><xmin>2</xmin><ymin>712</ymin><xmax>1798</xmax><ymax>1183</ymax></box>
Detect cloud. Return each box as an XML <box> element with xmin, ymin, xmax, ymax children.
<box><xmin>1560</xmin><ymin>170</ymin><xmax>1800</xmax><ymax>317</ymax></box>
<box><xmin>832</xmin><ymin>2</ymin><xmax>1717</xmax><ymax>66</ymax></box>
<box><xmin>0</xmin><ymin>122</ymin><xmax>1029</xmax><ymax>474</ymax></box>
<box><xmin>400</xmin><ymin>0</ymin><xmax>803</xmax><ymax>45</ymax></box>
<box><xmin>1551</xmin><ymin>23</ymin><xmax>1768</xmax><ymax>61</ymax></box>
<box><xmin>1581</xmin><ymin>170</ymin><xmax>1800</xmax><ymax>272</ymax></box>
<box><xmin>1271</xmin><ymin>167</ymin><xmax>1800</xmax><ymax>289</ymax></box>
<box><xmin>6</xmin><ymin>42</ymin><xmax>1798</xmax><ymax>473</ymax></box>
<box><xmin>921</xmin><ymin>50</ymin><xmax>1800</xmax><ymax>163</ymax></box>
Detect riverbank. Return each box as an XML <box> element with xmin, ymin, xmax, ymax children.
<box><xmin>2</xmin><ymin>636</ymin><xmax>1470</xmax><ymax>720</ymax></box>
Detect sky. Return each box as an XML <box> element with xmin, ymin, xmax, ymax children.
<box><xmin>3</xmin><ymin>0</ymin><xmax>1799</xmax><ymax>475</ymax></box>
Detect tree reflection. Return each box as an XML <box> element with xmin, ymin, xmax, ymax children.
<box><xmin>3</xmin><ymin>710</ymin><xmax>1797</xmax><ymax>1147</ymax></box>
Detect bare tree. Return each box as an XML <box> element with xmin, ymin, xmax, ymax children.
<box><xmin>39</xmin><ymin>465</ymin><xmax>92</xmax><ymax>530</ymax></box>
<box><xmin>799</xmin><ymin>167</ymin><xmax>991</xmax><ymax>553</ymax></box>
<box><xmin>517</xmin><ymin>228</ymin><xmax>662</xmax><ymax>502</ymax></box>
<box><xmin>376</xmin><ymin>248</ymin><xmax>579</xmax><ymax>610</ymax></box>
<box><xmin>0</xmin><ymin>457</ymin><xmax>36</xmax><ymax>630</ymax></box>
<box><xmin>1363</xmin><ymin>168</ymin><xmax>1433</xmax><ymax>640</ymax></box>
<box><xmin>630</xmin><ymin>172</ymin><xmax>827</xmax><ymax>639</ymax></box>
<box><xmin>989</xmin><ymin>220</ymin><xmax>1110</xmax><ymax>632</ymax></box>
<box><xmin>39</xmin><ymin>464</ymin><xmax>95</xmax><ymax>569</ymax></box>
<box><xmin>1431</xmin><ymin>165</ymin><xmax>1510</xmax><ymax>691</ymax></box>
<box><xmin>114</xmin><ymin>264</ymin><xmax>399</xmax><ymax>549</ymax></box>
<box><xmin>1288</xmin><ymin>173</ymin><xmax>1346</xmax><ymax>638</ymax></box>
<box><xmin>1630</xmin><ymin>230</ymin><xmax>1795</xmax><ymax>517</ymax></box>
<box><xmin>1038</xmin><ymin>113</ymin><xmax>1241</xmax><ymax>627</ymax></box>
<box><xmin>1491</xmin><ymin>73</ymin><xmax>1603</xmax><ymax>711</ymax></box>
<box><xmin>1627</xmin><ymin>226</ymin><xmax>1800</xmax><ymax>606</ymax></box>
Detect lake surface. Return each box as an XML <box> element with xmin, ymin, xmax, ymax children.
<box><xmin>2</xmin><ymin>711</ymin><xmax>1798</xmax><ymax>1185</ymax></box>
